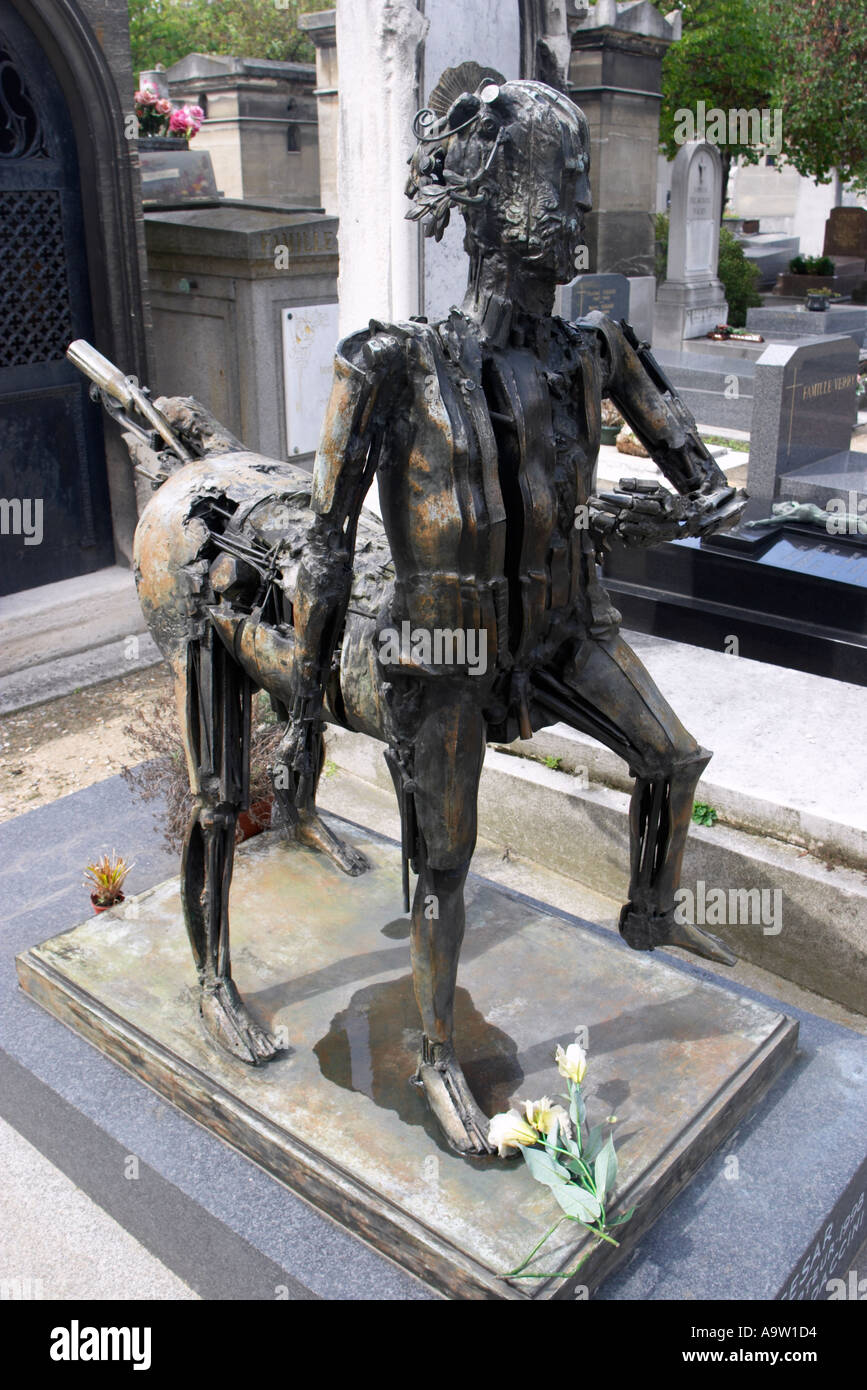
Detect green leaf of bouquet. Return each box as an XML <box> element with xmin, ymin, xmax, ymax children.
<box><xmin>544</xmin><ymin>1119</ymin><xmax>568</xmax><ymax>1157</ymax></box>
<box><xmin>594</xmin><ymin>1134</ymin><xmax>618</xmax><ymax>1200</ymax></box>
<box><xmin>608</xmin><ymin>1206</ymin><xmax>636</xmax><ymax>1227</ymax></box>
<box><xmin>569</xmin><ymin>1089</ymin><xmax>586</xmax><ymax>1132</ymax></box>
<box><xmin>551</xmin><ymin>1183</ymin><xmax>602</xmax><ymax>1223</ymax></box>
<box><xmin>522</xmin><ymin>1145</ymin><xmax>571</xmax><ymax>1190</ymax></box>
<box><xmin>582</xmin><ymin>1124</ymin><xmax>606</xmax><ymax>1163</ymax></box>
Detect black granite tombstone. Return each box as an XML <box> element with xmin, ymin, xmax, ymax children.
<box><xmin>563</xmin><ymin>272</ymin><xmax>630</xmax><ymax>323</ymax></box>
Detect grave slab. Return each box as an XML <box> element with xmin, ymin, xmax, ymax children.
<box><xmin>655</xmin><ymin>349</ymin><xmax>755</xmax><ymax>431</ymax></box>
<box><xmin>747</xmin><ymin>305</ymin><xmax>867</xmax><ymax>349</ymax></box>
<box><xmin>16</xmin><ymin>824</ymin><xmax>797</xmax><ymax>1301</ymax></box>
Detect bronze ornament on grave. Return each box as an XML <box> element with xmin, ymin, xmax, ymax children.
<box><xmin>69</xmin><ymin>70</ymin><xmax>747</xmax><ymax>1157</ymax></box>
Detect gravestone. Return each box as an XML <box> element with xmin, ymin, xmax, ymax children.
<box><xmin>561</xmin><ymin>272</ymin><xmax>629</xmax><ymax>322</ymax></box>
<box><xmin>748</xmin><ymin>335</ymin><xmax>863</xmax><ymax>506</ymax></box>
<box><xmin>824</xmin><ymin>206</ymin><xmax>867</xmax><ymax>264</ymax></box>
<box><xmin>654</xmin><ymin>141</ymin><xmax>728</xmax><ymax>349</ymax></box>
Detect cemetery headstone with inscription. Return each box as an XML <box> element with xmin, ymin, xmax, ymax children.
<box><xmin>748</xmin><ymin>335</ymin><xmax>863</xmax><ymax>507</ymax></box>
<box><xmin>561</xmin><ymin>272</ymin><xmax>629</xmax><ymax>323</ymax></box>
<box><xmin>655</xmin><ymin>141</ymin><xmax>728</xmax><ymax>349</ymax></box>
<box><xmin>823</xmin><ymin>206</ymin><xmax>867</xmax><ymax>265</ymax></box>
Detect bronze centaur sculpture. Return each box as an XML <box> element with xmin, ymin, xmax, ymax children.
<box><xmin>70</xmin><ymin>71</ymin><xmax>745</xmax><ymax>1156</ymax></box>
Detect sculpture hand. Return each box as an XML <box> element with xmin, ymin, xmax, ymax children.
<box><xmin>589</xmin><ymin>480</ymin><xmax>687</xmax><ymax>548</ymax></box>
<box><xmin>681</xmin><ymin>485</ymin><xmax>748</xmax><ymax>539</ymax></box>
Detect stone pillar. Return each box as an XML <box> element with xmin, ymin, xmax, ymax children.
<box><xmin>300</xmin><ymin>9</ymin><xmax>339</xmax><ymax>217</ymax></box>
<box><xmin>419</xmin><ymin>1</ymin><xmax>521</xmax><ymax>322</ymax></box>
<box><xmin>654</xmin><ymin>140</ymin><xmax>728</xmax><ymax>348</ymax></box>
<box><xmin>569</xmin><ymin>1</ymin><xmax>678</xmax><ymax>277</ymax></box>
<box><xmin>334</xmin><ymin>0</ymin><xmax>429</xmax><ymax>336</ymax></box>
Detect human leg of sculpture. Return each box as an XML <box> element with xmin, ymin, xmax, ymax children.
<box><xmin>537</xmin><ymin>633</ymin><xmax>736</xmax><ymax>966</ymax></box>
<box><xmin>268</xmin><ymin>709</ymin><xmax>369</xmax><ymax>876</ymax></box>
<box><xmin>405</xmin><ymin>686</ymin><xmax>496</xmax><ymax>1155</ymax></box>
<box><xmin>172</xmin><ymin>634</ymin><xmax>278</xmax><ymax>1063</ymax></box>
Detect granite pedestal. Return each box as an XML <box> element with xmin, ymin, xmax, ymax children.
<box><xmin>16</xmin><ymin>824</ymin><xmax>797</xmax><ymax>1300</ymax></box>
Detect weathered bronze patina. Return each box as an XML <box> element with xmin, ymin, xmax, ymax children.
<box><xmin>70</xmin><ymin>72</ymin><xmax>746</xmax><ymax>1157</ymax></box>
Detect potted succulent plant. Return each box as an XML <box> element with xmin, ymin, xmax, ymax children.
<box><xmin>806</xmin><ymin>287</ymin><xmax>832</xmax><ymax>311</ymax></box>
<box><xmin>84</xmin><ymin>852</ymin><xmax>134</xmax><ymax>914</ymax></box>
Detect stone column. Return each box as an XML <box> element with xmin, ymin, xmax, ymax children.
<box><xmin>300</xmin><ymin>9</ymin><xmax>339</xmax><ymax>217</ymax></box>
<box><xmin>568</xmin><ymin>0</ymin><xmax>678</xmax><ymax>321</ymax></box>
<box><xmin>419</xmin><ymin>0</ymin><xmax>521</xmax><ymax>322</ymax></box>
<box><xmin>334</xmin><ymin>0</ymin><xmax>429</xmax><ymax>336</ymax></box>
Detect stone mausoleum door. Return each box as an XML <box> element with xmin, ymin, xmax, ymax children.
<box><xmin>0</xmin><ymin>4</ymin><xmax>113</xmax><ymax>595</ymax></box>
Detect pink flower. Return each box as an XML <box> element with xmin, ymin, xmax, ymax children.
<box><xmin>135</xmin><ymin>86</ymin><xmax>157</xmax><ymax>106</ymax></box>
<box><xmin>187</xmin><ymin>105</ymin><xmax>205</xmax><ymax>123</ymax></box>
<box><xmin>168</xmin><ymin>108</ymin><xmax>191</xmax><ymax>133</ymax></box>
<box><xmin>156</xmin><ymin>99</ymin><xmax>172</xmax><ymax>116</ymax></box>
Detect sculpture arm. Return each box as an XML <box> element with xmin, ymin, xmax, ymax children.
<box><xmin>586</xmin><ymin>314</ymin><xmax>745</xmax><ymax>548</ymax></box>
<box><xmin>290</xmin><ymin>328</ymin><xmax>403</xmax><ymax>711</ymax></box>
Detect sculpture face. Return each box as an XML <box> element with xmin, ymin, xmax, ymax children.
<box><xmin>453</xmin><ymin>81</ymin><xmax>591</xmax><ymax>282</ymax></box>
<box><xmin>407</xmin><ymin>78</ymin><xmax>592</xmax><ymax>285</ymax></box>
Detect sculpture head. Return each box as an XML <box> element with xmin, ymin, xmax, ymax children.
<box><xmin>406</xmin><ymin>66</ymin><xmax>591</xmax><ymax>287</ymax></box>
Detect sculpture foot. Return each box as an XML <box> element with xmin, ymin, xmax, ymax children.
<box><xmin>412</xmin><ymin>1039</ymin><xmax>497</xmax><ymax>1157</ymax></box>
<box><xmin>199</xmin><ymin>977</ymin><xmax>278</xmax><ymax>1064</ymax></box>
<box><xmin>619</xmin><ymin>905</ymin><xmax>737</xmax><ymax>968</ymax></box>
<box><xmin>296</xmin><ymin>812</ymin><xmax>370</xmax><ymax>877</ymax></box>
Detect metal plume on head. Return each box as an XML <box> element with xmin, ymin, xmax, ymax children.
<box><xmin>405</xmin><ymin>61</ymin><xmax>508</xmax><ymax>241</ymax></box>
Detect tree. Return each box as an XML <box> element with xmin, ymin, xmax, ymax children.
<box><xmin>652</xmin><ymin>0</ymin><xmax>775</xmax><ymax>221</ymax></box>
<box><xmin>768</xmin><ymin>0</ymin><xmax>867</xmax><ymax>193</ymax></box>
<box><xmin>128</xmin><ymin>1</ymin><xmax>321</xmax><ymax>75</ymax></box>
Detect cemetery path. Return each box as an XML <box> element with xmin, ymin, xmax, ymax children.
<box><xmin>0</xmin><ymin>662</ymin><xmax>171</xmax><ymax>823</ymax></box>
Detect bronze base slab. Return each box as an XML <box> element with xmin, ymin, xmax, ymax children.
<box><xmin>16</xmin><ymin>821</ymin><xmax>798</xmax><ymax>1299</ymax></box>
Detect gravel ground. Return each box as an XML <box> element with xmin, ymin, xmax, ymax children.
<box><xmin>0</xmin><ymin>663</ymin><xmax>172</xmax><ymax>823</ymax></box>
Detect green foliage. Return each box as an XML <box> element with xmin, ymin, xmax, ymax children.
<box><xmin>692</xmin><ymin>802</ymin><xmax>718</xmax><ymax>827</ymax></box>
<box><xmin>655</xmin><ymin>210</ymin><xmax>669</xmax><ymax>284</ymax></box>
<box><xmin>542</xmin><ymin>754</ymin><xmax>563</xmax><ymax>770</ymax></box>
<box><xmin>652</xmin><ymin>0</ymin><xmax>774</xmax><ymax>176</ymax></box>
<box><xmin>652</xmin><ymin>1</ymin><xmax>867</xmax><ymax>192</ymax></box>
<box><xmin>768</xmin><ymin>0</ymin><xmax>867</xmax><ymax>192</ymax></box>
<box><xmin>717</xmin><ymin>226</ymin><xmax>762</xmax><ymax>327</ymax></box>
<box><xmin>701</xmin><ymin>434</ymin><xmax>749</xmax><ymax>454</ymax></box>
<box><xmin>501</xmin><ymin>1051</ymin><xmax>633</xmax><ymax>1280</ymax></box>
<box><xmin>788</xmin><ymin>254</ymin><xmax>835</xmax><ymax>277</ymax></box>
<box><xmin>128</xmin><ymin>0</ymin><xmax>320</xmax><ymax>73</ymax></box>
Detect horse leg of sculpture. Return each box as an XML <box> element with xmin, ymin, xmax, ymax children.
<box><xmin>550</xmin><ymin>633</ymin><xmax>736</xmax><ymax>967</ymax></box>
<box><xmin>268</xmin><ymin>716</ymin><xmax>369</xmax><ymax>877</ymax></box>
<box><xmin>406</xmin><ymin>686</ymin><xmax>496</xmax><ymax>1156</ymax></box>
<box><xmin>172</xmin><ymin>633</ymin><xmax>278</xmax><ymax>1064</ymax></box>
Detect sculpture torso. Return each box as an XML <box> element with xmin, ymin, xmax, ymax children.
<box><xmin>364</xmin><ymin>309</ymin><xmax>612</xmax><ymax>684</ymax></box>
